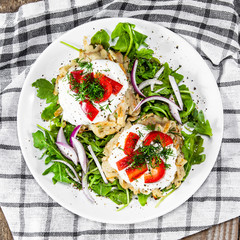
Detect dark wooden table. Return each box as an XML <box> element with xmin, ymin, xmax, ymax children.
<box><xmin>0</xmin><ymin>1</ymin><xmax>239</xmax><ymax>239</ymax></box>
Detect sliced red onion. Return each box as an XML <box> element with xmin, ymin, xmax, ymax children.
<box><xmin>70</xmin><ymin>125</ymin><xmax>81</xmax><ymax>147</ymax></box>
<box><xmin>138</xmin><ymin>79</ymin><xmax>163</xmax><ymax>92</ymax></box>
<box><xmin>169</xmin><ymin>75</ymin><xmax>183</xmax><ymax>110</ymax></box>
<box><xmin>87</xmin><ymin>145</ymin><xmax>108</xmax><ymax>184</ymax></box>
<box><xmin>133</xmin><ymin>95</ymin><xmax>181</xmax><ymax>113</ymax></box>
<box><xmin>130</xmin><ymin>59</ymin><xmax>146</xmax><ymax>97</ymax></box>
<box><xmin>57</xmin><ymin>127</ymin><xmax>68</xmax><ymax>144</ymax></box>
<box><xmin>169</xmin><ymin>95</ymin><xmax>182</xmax><ymax>124</ymax></box>
<box><xmin>56</xmin><ymin>142</ymin><xmax>78</xmax><ymax>166</ymax></box>
<box><xmin>65</xmin><ymin>168</ymin><xmax>78</xmax><ymax>182</ymax></box>
<box><xmin>154</xmin><ymin>66</ymin><xmax>165</xmax><ymax>79</ymax></box>
<box><xmin>154</xmin><ymin>87</ymin><xmax>165</xmax><ymax>94</ymax></box>
<box><xmin>52</xmin><ymin>160</ymin><xmax>81</xmax><ymax>183</ymax></box>
<box><xmin>72</xmin><ymin>138</ymin><xmax>88</xmax><ymax>174</ymax></box>
<box><xmin>82</xmin><ymin>171</ymin><xmax>95</xmax><ymax>203</ymax></box>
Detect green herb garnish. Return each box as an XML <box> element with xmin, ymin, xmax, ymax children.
<box><xmin>132</xmin><ymin>144</ymin><xmax>173</xmax><ymax>169</ymax></box>
<box><xmin>76</xmin><ymin>59</ymin><xmax>93</xmax><ymax>72</ymax></box>
<box><xmin>70</xmin><ymin>73</ymin><xmax>104</xmax><ymax>102</ymax></box>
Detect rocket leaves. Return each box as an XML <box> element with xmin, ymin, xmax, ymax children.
<box><xmin>32</xmin><ymin>78</ymin><xmax>60</xmax><ymax>121</ymax></box>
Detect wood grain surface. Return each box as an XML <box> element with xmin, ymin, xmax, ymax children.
<box><xmin>0</xmin><ymin>0</ymin><xmax>239</xmax><ymax>239</ymax></box>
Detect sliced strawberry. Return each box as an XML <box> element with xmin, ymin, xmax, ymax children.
<box><xmin>94</xmin><ymin>73</ymin><xmax>112</xmax><ymax>103</ymax></box>
<box><xmin>126</xmin><ymin>163</ymin><xmax>148</xmax><ymax>182</ymax></box>
<box><xmin>143</xmin><ymin>131</ymin><xmax>173</xmax><ymax>147</ymax></box>
<box><xmin>107</xmin><ymin>78</ymin><xmax>123</xmax><ymax>95</ymax></box>
<box><xmin>144</xmin><ymin>158</ymin><xmax>165</xmax><ymax>183</ymax></box>
<box><xmin>80</xmin><ymin>100</ymin><xmax>99</xmax><ymax>121</ymax></box>
<box><xmin>124</xmin><ymin>132</ymin><xmax>140</xmax><ymax>156</ymax></box>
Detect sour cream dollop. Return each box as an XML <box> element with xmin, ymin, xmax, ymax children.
<box><xmin>108</xmin><ymin>124</ymin><xmax>178</xmax><ymax>193</ymax></box>
<box><xmin>58</xmin><ymin>60</ymin><xmax>129</xmax><ymax>125</ymax></box>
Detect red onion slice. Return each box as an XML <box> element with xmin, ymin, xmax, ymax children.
<box><xmin>138</xmin><ymin>79</ymin><xmax>163</xmax><ymax>92</ymax></box>
<box><xmin>70</xmin><ymin>125</ymin><xmax>81</xmax><ymax>147</ymax></box>
<box><xmin>154</xmin><ymin>66</ymin><xmax>165</xmax><ymax>79</ymax></box>
<box><xmin>82</xmin><ymin>171</ymin><xmax>95</xmax><ymax>203</ymax></box>
<box><xmin>169</xmin><ymin>75</ymin><xmax>183</xmax><ymax>110</ymax></box>
<box><xmin>56</xmin><ymin>142</ymin><xmax>78</xmax><ymax>166</ymax></box>
<box><xmin>169</xmin><ymin>95</ymin><xmax>182</xmax><ymax>124</ymax></box>
<box><xmin>52</xmin><ymin>160</ymin><xmax>81</xmax><ymax>183</ymax></box>
<box><xmin>130</xmin><ymin>59</ymin><xmax>146</xmax><ymax>97</ymax></box>
<box><xmin>154</xmin><ymin>87</ymin><xmax>165</xmax><ymax>94</ymax></box>
<box><xmin>133</xmin><ymin>95</ymin><xmax>181</xmax><ymax>113</ymax></box>
<box><xmin>57</xmin><ymin>127</ymin><xmax>68</xmax><ymax>144</ymax></box>
<box><xmin>72</xmin><ymin>138</ymin><xmax>88</xmax><ymax>174</ymax></box>
<box><xmin>87</xmin><ymin>145</ymin><xmax>108</xmax><ymax>184</ymax></box>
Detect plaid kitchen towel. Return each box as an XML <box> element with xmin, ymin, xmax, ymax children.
<box><xmin>0</xmin><ymin>0</ymin><xmax>240</xmax><ymax>239</ymax></box>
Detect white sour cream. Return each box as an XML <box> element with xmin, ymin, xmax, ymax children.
<box><xmin>108</xmin><ymin>124</ymin><xmax>177</xmax><ymax>193</ymax></box>
<box><xmin>58</xmin><ymin>60</ymin><xmax>129</xmax><ymax>125</ymax></box>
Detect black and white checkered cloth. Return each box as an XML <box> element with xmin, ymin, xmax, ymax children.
<box><xmin>0</xmin><ymin>0</ymin><xmax>240</xmax><ymax>239</ymax></box>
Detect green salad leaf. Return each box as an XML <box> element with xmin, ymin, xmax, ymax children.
<box><xmin>181</xmin><ymin>131</ymin><xmax>206</xmax><ymax>179</ymax></box>
<box><xmin>138</xmin><ymin>193</ymin><xmax>151</xmax><ymax>206</ymax></box>
<box><xmin>136</xmin><ymin>48</ymin><xmax>154</xmax><ymax>59</ymax></box>
<box><xmin>32</xmin><ymin>78</ymin><xmax>59</xmax><ymax>121</ymax></box>
<box><xmin>108</xmin><ymin>190</ymin><xmax>130</xmax><ymax>205</ymax></box>
<box><xmin>42</xmin><ymin>162</ymin><xmax>73</xmax><ymax>184</ymax></box>
<box><xmin>41</xmin><ymin>103</ymin><xmax>59</xmax><ymax>121</ymax></box>
<box><xmin>91</xmin><ymin>29</ymin><xmax>110</xmax><ymax>49</ymax></box>
<box><xmin>32</xmin><ymin>130</ymin><xmax>46</xmax><ymax>150</ymax></box>
<box><xmin>111</xmin><ymin>22</ymin><xmax>147</xmax><ymax>56</ymax></box>
<box><xmin>130</xmin><ymin>57</ymin><xmax>161</xmax><ymax>84</ymax></box>
<box><xmin>32</xmin><ymin>128</ymin><xmax>81</xmax><ymax>187</ymax></box>
<box><xmin>32</xmin><ymin>78</ymin><xmax>57</xmax><ymax>104</ymax></box>
<box><xmin>91</xmin><ymin>181</ymin><xmax>113</xmax><ymax>196</ymax></box>
<box><xmin>187</xmin><ymin>109</ymin><xmax>213</xmax><ymax>136</ymax></box>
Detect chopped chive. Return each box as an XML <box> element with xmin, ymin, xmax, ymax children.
<box><xmin>60</xmin><ymin>41</ymin><xmax>79</xmax><ymax>51</ymax></box>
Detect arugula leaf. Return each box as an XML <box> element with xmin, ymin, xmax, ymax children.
<box><xmin>138</xmin><ymin>193</ymin><xmax>151</xmax><ymax>206</ymax></box>
<box><xmin>32</xmin><ymin>128</ymin><xmax>81</xmax><ymax>186</ymax></box>
<box><xmin>32</xmin><ymin>78</ymin><xmax>57</xmax><ymax>104</ymax></box>
<box><xmin>88</xmin><ymin>174</ymin><xmax>102</xmax><ymax>187</ymax></box>
<box><xmin>32</xmin><ymin>78</ymin><xmax>60</xmax><ymax>121</ymax></box>
<box><xmin>89</xmin><ymin>176</ymin><xmax>133</xmax><ymax>205</ymax></box>
<box><xmin>187</xmin><ymin>109</ymin><xmax>212</xmax><ymax>136</ymax></box>
<box><xmin>136</xmin><ymin>48</ymin><xmax>154</xmax><ymax>59</ymax></box>
<box><xmin>32</xmin><ymin>131</ymin><xmax>46</xmax><ymax>150</ymax></box>
<box><xmin>182</xmin><ymin>132</ymin><xmax>206</xmax><ymax>179</ymax></box>
<box><xmin>112</xmin><ymin>32</ymin><xmax>130</xmax><ymax>52</ymax></box>
<box><xmin>133</xmin><ymin>30</ymin><xmax>148</xmax><ymax>49</ymax></box>
<box><xmin>41</xmin><ymin>102</ymin><xmax>59</xmax><ymax>121</ymax></box>
<box><xmin>180</xmin><ymin>99</ymin><xmax>196</xmax><ymax>120</ymax></box>
<box><xmin>111</xmin><ymin>22</ymin><xmax>147</xmax><ymax>56</ymax></box>
<box><xmin>45</xmin><ymin>156</ymin><xmax>55</xmax><ymax>164</ymax></box>
<box><xmin>91</xmin><ymin>180</ymin><xmax>113</xmax><ymax>196</ymax></box>
<box><xmin>43</xmin><ymin>162</ymin><xmax>72</xmax><ymax>184</ymax></box>
<box><xmin>194</xmin><ymin>110</ymin><xmax>212</xmax><ymax>136</ymax></box>
<box><xmin>142</xmin><ymin>102</ymin><xmax>171</xmax><ymax>119</ymax></box>
<box><xmin>131</xmin><ymin>57</ymin><xmax>161</xmax><ymax>84</ymax></box>
<box><xmin>91</xmin><ymin>29</ymin><xmax>110</xmax><ymax>49</ymax></box>
<box><xmin>111</xmin><ymin>22</ymin><xmax>132</xmax><ymax>39</ymax></box>
<box><xmin>107</xmin><ymin>190</ymin><xmax>130</xmax><ymax>205</ymax></box>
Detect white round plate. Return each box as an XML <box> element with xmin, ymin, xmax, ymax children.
<box><xmin>17</xmin><ymin>18</ymin><xmax>223</xmax><ymax>224</ymax></box>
